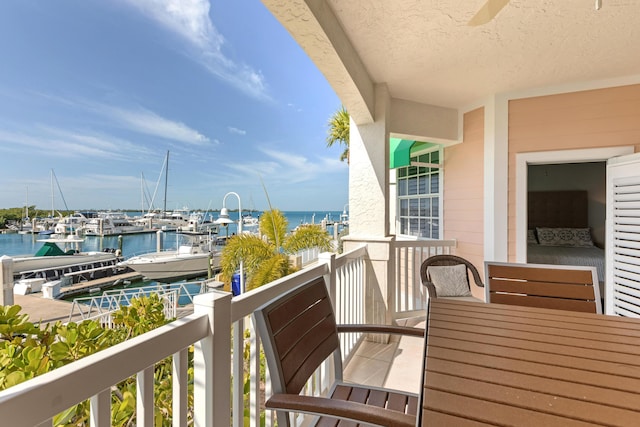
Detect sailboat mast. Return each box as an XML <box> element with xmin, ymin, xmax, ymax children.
<box><xmin>140</xmin><ymin>172</ymin><xmax>145</xmax><ymax>214</ymax></box>
<box><xmin>163</xmin><ymin>150</ymin><xmax>169</xmax><ymax>216</ymax></box>
<box><xmin>51</xmin><ymin>169</ymin><xmax>55</xmax><ymax>217</ymax></box>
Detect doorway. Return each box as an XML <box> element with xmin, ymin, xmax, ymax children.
<box><xmin>514</xmin><ymin>146</ymin><xmax>634</xmax><ymax>262</ymax></box>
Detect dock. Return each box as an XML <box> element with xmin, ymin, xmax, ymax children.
<box><xmin>14</xmin><ymin>293</ymin><xmax>84</xmax><ymax>324</ymax></box>
<box><xmin>58</xmin><ymin>271</ymin><xmax>144</xmax><ymax>298</ymax></box>
<box><xmin>11</xmin><ymin>270</ymin><xmax>200</xmax><ymax>325</ymax></box>
<box><xmin>10</xmin><ymin>271</ymin><xmax>143</xmax><ymax>324</ymax></box>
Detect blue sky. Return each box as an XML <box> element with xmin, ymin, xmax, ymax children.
<box><xmin>0</xmin><ymin>0</ymin><xmax>347</xmax><ymax>213</ymax></box>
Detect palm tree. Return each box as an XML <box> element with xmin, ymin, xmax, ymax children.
<box><xmin>219</xmin><ymin>209</ymin><xmax>333</xmax><ymax>291</ymax></box>
<box><xmin>326</xmin><ymin>106</ymin><xmax>350</xmax><ymax>163</ymax></box>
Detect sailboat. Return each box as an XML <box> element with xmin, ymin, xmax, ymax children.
<box><xmin>134</xmin><ymin>151</ymin><xmax>190</xmax><ymax>231</ymax></box>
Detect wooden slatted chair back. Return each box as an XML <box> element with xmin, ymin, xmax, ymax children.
<box><xmin>484</xmin><ymin>262</ymin><xmax>602</xmax><ymax>314</ymax></box>
<box><xmin>253</xmin><ymin>277</ymin><xmax>342</xmax><ymax>396</ymax></box>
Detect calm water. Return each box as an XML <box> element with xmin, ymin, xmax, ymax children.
<box><xmin>0</xmin><ymin>211</ymin><xmax>343</xmax><ymax>258</ymax></box>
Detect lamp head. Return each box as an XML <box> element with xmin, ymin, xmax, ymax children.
<box><xmin>214</xmin><ymin>207</ymin><xmax>234</xmax><ymax>225</ymax></box>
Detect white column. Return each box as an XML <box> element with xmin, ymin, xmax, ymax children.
<box><xmin>1</xmin><ymin>256</ymin><xmax>14</xmax><ymax>306</ymax></box>
<box><xmin>483</xmin><ymin>95</ymin><xmax>509</xmax><ymax>262</ymax></box>
<box><xmin>349</xmin><ymin>84</ymin><xmax>391</xmax><ymax>238</ymax></box>
<box><xmin>345</xmin><ymin>84</ymin><xmax>394</xmax><ymax>335</ymax></box>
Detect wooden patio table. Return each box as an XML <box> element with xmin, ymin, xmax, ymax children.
<box><xmin>419</xmin><ymin>299</ymin><xmax>640</xmax><ymax>426</ymax></box>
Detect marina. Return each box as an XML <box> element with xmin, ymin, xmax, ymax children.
<box><xmin>0</xmin><ymin>210</ymin><xmax>345</xmax><ymax>322</ymax></box>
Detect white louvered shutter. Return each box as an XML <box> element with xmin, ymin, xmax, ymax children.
<box><xmin>606</xmin><ymin>153</ymin><xmax>640</xmax><ymax>316</ymax></box>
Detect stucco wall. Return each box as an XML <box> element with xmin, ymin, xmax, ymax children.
<box><xmin>444</xmin><ymin>107</ymin><xmax>485</xmax><ymax>291</ymax></box>
<box><xmin>508</xmin><ymin>84</ymin><xmax>640</xmax><ymax>260</ymax></box>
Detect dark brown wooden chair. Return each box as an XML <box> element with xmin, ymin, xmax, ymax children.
<box><xmin>253</xmin><ymin>277</ymin><xmax>424</xmax><ymax>427</ymax></box>
<box><xmin>420</xmin><ymin>254</ymin><xmax>484</xmax><ymax>299</ymax></box>
<box><xmin>484</xmin><ymin>261</ymin><xmax>602</xmax><ymax>314</ymax></box>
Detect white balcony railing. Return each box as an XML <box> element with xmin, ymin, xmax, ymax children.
<box><xmin>0</xmin><ymin>239</ymin><xmax>448</xmax><ymax>427</ymax></box>
<box><xmin>392</xmin><ymin>238</ymin><xmax>457</xmax><ymax>319</ymax></box>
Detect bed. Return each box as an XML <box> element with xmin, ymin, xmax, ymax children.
<box><xmin>527</xmin><ymin>190</ymin><xmax>605</xmax><ymax>288</ymax></box>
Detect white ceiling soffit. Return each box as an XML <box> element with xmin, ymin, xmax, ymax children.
<box><xmin>267</xmin><ymin>1</ymin><xmax>640</xmax><ymax>113</ymax></box>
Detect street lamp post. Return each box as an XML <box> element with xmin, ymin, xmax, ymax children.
<box><xmin>214</xmin><ymin>192</ymin><xmax>243</xmax><ymax>294</ymax></box>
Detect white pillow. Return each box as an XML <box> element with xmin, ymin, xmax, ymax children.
<box><xmin>427</xmin><ymin>264</ymin><xmax>471</xmax><ymax>297</ymax></box>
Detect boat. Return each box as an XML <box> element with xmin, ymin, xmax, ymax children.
<box><xmin>119</xmin><ymin>234</ymin><xmax>222</xmax><ymax>282</ymax></box>
<box><xmin>134</xmin><ymin>209</ymin><xmax>190</xmax><ymax>231</ymax></box>
<box><xmin>54</xmin><ymin>211</ymin><xmax>97</xmax><ymax>235</ymax></box>
<box><xmin>242</xmin><ymin>213</ymin><xmax>260</xmax><ymax>227</ymax></box>
<box><xmin>82</xmin><ymin>211</ymin><xmax>146</xmax><ymax>236</ymax></box>
<box><xmin>11</xmin><ymin>235</ymin><xmax>121</xmax><ymax>278</ymax></box>
<box><xmin>179</xmin><ymin>211</ymin><xmax>220</xmax><ymax>234</ymax></box>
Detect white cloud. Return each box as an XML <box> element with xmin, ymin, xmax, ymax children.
<box><xmin>123</xmin><ymin>0</ymin><xmax>270</xmax><ymax>100</ymax></box>
<box><xmin>228</xmin><ymin>126</ymin><xmax>246</xmax><ymax>135</ymax></box>
<box><xmin>0</xmin><ymin>128</ymin><xmax>146</xmax><ymax>161</ymax></box>
<box><xmin>225</xmin><ymin>147</ymin><xmax>347</xmax><ymax>185</ymax></box>
<box><xmin>102</xmin><ymin>105</ymin><xmax>210</xmax><ymax>145</ymax></box>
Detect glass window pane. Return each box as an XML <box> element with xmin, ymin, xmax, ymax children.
<box><xmin>400</xmin><ymin>218</ymin><xmax>408</xmax><ymax>235</ymax></box>
<box><xmin>431</xmin><ymin>219</ymin><xmax>439</xmax><ymax>239</ymax></box>
<box><xmin>418</xmin><ymin>176</ymin><xmax>427</xmax><ymax>194</ymax></box>
<box><xmin>430</xmin><ymin>173</ymin><xmax>439</xmax><ymax>193</ymax></box>
<box><xmin>400</xmin><ymin>199</ymin><xmax>408</xmax><ymax>216</ymax></box>
<box><xmin>409</xmin><ymin>199</ymin><xmax>419</xmax><ymax>216</ymax></box>
<box><xmin>409</xmin><ymin>218</ymin><xmax>419</xmax><ymax>236</ymax></box>
<box><xmin>432</xmin><ymin>151</ymin><xmax>439</xmax><ymax>164</ymax></box>
<box><xmin>419</xmin><ymin>218</ymin><xmax>429</xmax><ymax>238</ymax></box>
<box><xmin>432</xmin><ymin>197</ymin><xmax>439</xmax><ymax>214</ymax></box>
<box><xmin>408</xmin><ymin>177</ymin><xmax>418</xmax><ymax>195</ymax></box>
<box><xmin>408</xmin><ymin>165</ymin><xmax>417</xmax><ymax>176</ymax></box>
<box><xmin>398</xmin><ymin>179</ymin><xmax>407</xmax><ymax>196</ymax></box>
<box><xmin>420</xmin><ymin>198</ymin><xmax>430</xmax><ymax>217</ymax></box>
<box><xmin>398</xmin><ymin>167</ymin><xmax>407</xmax><ymax>178</ymax></box>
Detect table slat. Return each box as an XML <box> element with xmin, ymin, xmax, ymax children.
<box><xmin>421</xmin><ymin>300</ymin><xmax>640</xmax><ymax>426</ymax></box>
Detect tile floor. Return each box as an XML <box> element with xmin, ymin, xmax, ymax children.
<box><xmin>343</xmin><ymin>317</ymin><xmax>426</xmax><ymax>394</ymax></box>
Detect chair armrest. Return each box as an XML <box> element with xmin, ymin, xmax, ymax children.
<box><xmin>422</xmin><ymin>281</ymin><xmax>438</xmax><ymax>298</ymax></box>
<box><xmin>337</xmin><ymin>324</ymin><xmax>424</xmax><ymax>337</ymax></box>
<box><xmin>267</xmin><ymin>393</ymin><xmax>416</xmax><ymax>427</ymax></box>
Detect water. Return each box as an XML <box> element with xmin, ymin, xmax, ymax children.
<box><xmin>0</xmin><ymin>211</ymin><xmax>344</xmax><ymax>258</ymax></box>
<box><xmin>1</xmin><ymin>210</ymin><xmax>343</xmax><ymax>306</ymax></box>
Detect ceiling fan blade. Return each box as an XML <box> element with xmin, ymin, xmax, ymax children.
<box><xmin>468</xmin><ymin>0</ymin><xmax>510</xmax><ymax>26</ymax></box>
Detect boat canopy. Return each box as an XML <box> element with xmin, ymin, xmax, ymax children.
<box><xmin>34</xmin><ymin>242</ymin><xmax>72</xmax><ymax>257</ymax></box>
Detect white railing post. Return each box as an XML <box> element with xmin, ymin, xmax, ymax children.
<box><xmin>173</xmin><ymin>348</ymin><xmax>189</xmax><ymax>427</ymax></box>
<box><xmin>193</xmin><ymin>291</ymin><xmax>232</xmax><ymax>427</ymax></box>
<box><xmin>232</xmin><ymin>319</ymin><xmax>244</xmax><ymax>427</ymax></box>
<box><xmin>90</xmin><ymin>389</ymin><xmax>110</xmax><ymax>427</ymax></box>
<box><xmin>319</xmin><ymin>252</ymin><xmax>337</xmax><ymax>309</ymax></box>
<box><xmin>137</xmin><ymin>366</ymin><xmax>154</xmax><ymax>427</ymax></box>
<box><xmin>249</xmin><ymin>321</ymin><xmax>260</xmax><ymax>427</ymax></box>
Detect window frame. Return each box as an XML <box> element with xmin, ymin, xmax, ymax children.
<box><xmin>396</xmin><ymin>146</ymin><xmax>443</xmax><ymax>239</ymax></box>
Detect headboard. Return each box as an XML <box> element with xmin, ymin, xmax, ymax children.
<box><xmin>527</xmin><ymin>190</ymin><xmax>588</xmax><ymax>229</ymax></box>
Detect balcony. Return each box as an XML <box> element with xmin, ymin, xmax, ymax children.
<box><xmin>0</xmin><ymin>238</ymin><xmax>455</xmax><ymax>427</ymax></box>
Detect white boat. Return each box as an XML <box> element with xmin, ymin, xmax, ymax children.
<box><xmin>82</xmin><ymin>212</ymin><xmax>146</xmax><ymax>236</ymax></box>
<box><xmin>242</xmin><ymin>213</ymin><xmax>259</xmax><ymax>227</ymax></box>
<box><xmin>11</xmin><ymin>235</ymin><xmax>119</xmax><ymax>276</ymax></box>
<box><xmin>54</xmin><ymin>212</ymin><xmax>97</xmax><ymax>235</ymax></box>
<box><xmin>120</xmin><ymin>235</ymin><xmax>221</xmax><ymax>282</ymax></box>
<box><xmin>133</xmin><ymin>209</ymin><xmax>190</xmax><ymax>231</ymax></box>
<box><xmin>179</xmin><ymin>212</ymin><xmax>220</xmax><ymax>234</ymax></box>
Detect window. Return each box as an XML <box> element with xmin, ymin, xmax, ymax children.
<box><xmin>397</xmin><ymin>150</ymin><xmax>441</xmax><ymax>238</ymax></box>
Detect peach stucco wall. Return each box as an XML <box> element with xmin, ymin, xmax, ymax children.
<box><xmin>444</xmin><ymin>107</ymin><xmax>485</xmax><ymax>291</ymax></box>
<box><xmin>507</xmin><ymin>84</ymin><xmax>640</xmax><ymax>260</ymax></box>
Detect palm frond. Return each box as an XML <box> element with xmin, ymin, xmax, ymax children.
<box><xmin>326</xmin><ymin>106</ymin><xmax>350</xmax><ymax>163</ymax></box>
<box><xmin>259</xmin><ymin>209</ymin><xmax>287</xmax><ymax>248</ymax></box>
<box><xmin>246</xmin><ymin>253</ymin><xmax>291</xmax><ymax>290</ymax></box>
<box><xmin>284</xmin><ymin>224</ymin><xmax>333</xmax><ymax>253</ymax></box>
<box><xmin>219</xmin><ymin>234</ymin><xmax>274</xmax><ymax>285</ymax></box>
